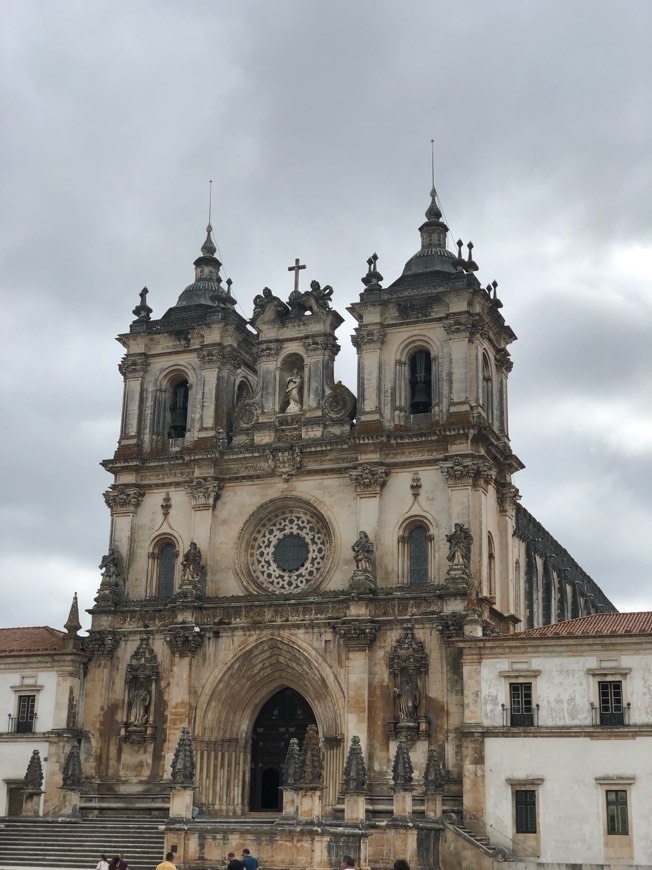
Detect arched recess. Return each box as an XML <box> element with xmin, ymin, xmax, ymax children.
<box><xmin>193</xmin><ymin>634</ymin><xmax>345</xmax><ymax>815</ymax></box>
<box><xmin>394</xmin><ymin>336</ymin><xmax>442</xmax><ymax>418</ymax></box>
<box><xmin>541</xmin><ymin>557</ymin><xmax>554</xmax><ymax>625</ymax></box>
<box><xmin>278</xmin><ymin>352</ymin><xmax>306</xmax><ymax>413</ymax></box>
<box><xmin>397</xmin><ymin>515</ymin><xmax>437</xmax><ymax>586</ymax></box>
<box><xmin>146</xmin><ymin>534</ymin><xmax>181</xmax><ymax>598</ymax></box>
<box><xmin>151</xmin><ymin>364</ymin><xmax>197</xmax><ymax>447</ymax></box>
<box><xmin>482</xmin><ymin>352</ymin><xmax>494</xmax><ymax>425</ymax></box>
<box><xmin>487</xmin><ymin>533</ymin><xmax>496</xmax><ymax>600</ymax></box>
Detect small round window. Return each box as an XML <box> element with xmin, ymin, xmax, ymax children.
<box><xmin>274</xmin><ymin>534</ymin><xmax>309</xmax><ymax>571</ymax></box>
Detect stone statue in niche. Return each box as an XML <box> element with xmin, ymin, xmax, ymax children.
<box><xmin>349</xmin><ymin>531</ymin><xmax>377</xmax><ymax>593</ymax></box>
<box><xmin>99</xmin><ymin>548</ymin><xmax>120</xmax><ymax>580</ymax></box>
<box><xmin>284</xmin><ymin>369</ymin><xmax>304</xmax><ymax>413</ymax></box>
<box><xmin>122</xmin><ymin>635</ymin><xmax>159</xmax><ymax>743</ymax></box>
<box><xmin>128</xmin><ymin>681</ymin><xmax>151</xmax><ymax>725</ymax></box>
<box><xmin>394</xmin><ymin>674</ymin><xmax>419</xmax><ymax>722</ymax></box>
<box><xmin>95</xmin><ymin>547</ymin><xmax>123</xmax><ymax>607</ymax></box>
<box><xmin>181</xmin><ymin>542</ymin><xmax>202</xmax><ymax>587</ymax></box>
<box><xmin>352</xmin><ymin>531</ymin><xmax>375</xmax><ymax>573</ymax></box>
<box><xmin>446</xmin><ymin>523</ymin><xmax>473</xmax><ymax>570</ymax></box>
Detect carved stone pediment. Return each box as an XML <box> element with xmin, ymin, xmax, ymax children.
<box><xmin>334</xmin><ymin>620</ymin><xmax>378</xmax><ymax>650</ymax></box>
<box><xmin>83</xmin><ymin>630</ymin><xmax>119</xmax><ymax>658</ymax></box>
<box><xmin>349</xmin><ymin>463</ymin><xmax>389</xmax><ymax>495</ymax></box>
<box><xmin>165</xmin><ymin>625</ymin><xmax>205</xmax><ymax>656</ymax></box>
<box><xmin>103</xmin><ymin>485</ymin><xmax>145</xmax><ymax>515</ymax></box>
<box><xmin>185</xmin><ymin>478</ymin><xmax>223</xmax><ymax>510</ymax></box>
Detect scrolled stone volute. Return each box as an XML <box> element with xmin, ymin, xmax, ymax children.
<box><xmin>392</xmin><ymin>739</ymin><xmax>414</xmax><ymax>791</ymax></box>
<box><xmin>24</xmin><ymin>749</ymin><xmax>44</xmax><ymax>792</ymax></box>
<box><xmin>342</xmin><ymin>735</ymin><xmax>367</xmax><ymax>795</ymax></box>
<box><xmin>282</xmin><ymin>737</ymin><xmax>301</xmax><ymax>787</ymax></box>
<box><xmin>170</xmin><ymin>727</ymin><xmax>196</xmax><ymax>787</ymax></box>
<box><xmin>298</xmin><ymin>724</ymin><xmax>323</xmax><ymax>787</ymax></box>
<box><xmin>423</xmin><ymin>746</ymin><xmax>445</xmax><ymax>794</ymax></box>
<box><xmin>61</xmin><ymin>743</ymin><xmax>83</xmax><ymax>791</ymax></box>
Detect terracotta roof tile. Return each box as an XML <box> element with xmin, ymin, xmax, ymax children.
<box><xmin>509</xmin><ymin>612</ymin><xmax>652</xmax><ymax>639</ymax></box>
<box><xmin>0</xmin><ymin>626</ymin><xmax>67</xmax><ymax>655</ymax></box>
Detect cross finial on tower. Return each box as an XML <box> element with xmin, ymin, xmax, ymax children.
<box><xmin>288</xmin><ymin>258</ymin><xmax>306</xmax><ymax>293</ymax></box>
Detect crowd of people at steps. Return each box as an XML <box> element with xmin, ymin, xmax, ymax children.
<box><xmin>95</xmin><ymin>855</ymin><xmax>128</xmax><ymax>870</ymax></box>
<box><xmin>151</xmin><ymin>847</ymin><xmax>259</xmax><ymax>870</ymax></box>
<box><xmin>95</xmin><ymin>848</ymin><xmax>409</xmax><ymax>869</ymax></box>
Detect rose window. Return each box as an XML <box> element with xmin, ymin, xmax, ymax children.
<box><xmin>246</xmin><ymin>509</ymin><xmax>330</xmax><ymax>594</ymax></box>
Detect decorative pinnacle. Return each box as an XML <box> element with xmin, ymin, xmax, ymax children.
<box><xmin>64</xmin><ymin>592</ymin><xmax>81</xmax><ymax>636</ymax></box>
<box><xmin>425</xmin><ymin>186</ymin><xmax>442</xmax><ymax>221</ymax></box>
<box><xmin>201</xmin><ymin>224</ymin><xmax>217</xmax><ymax>257</ymax></box>
<box><xmin>465</xmin><ymin>241</ymin><xmax>478</xmax><ymax>272</ymax></box>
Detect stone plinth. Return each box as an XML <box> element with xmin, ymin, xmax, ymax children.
<box><xmin>298</xmin><ymin>787</ymin><xmax>322</xmax><ymax>820</ymax></box>
<box><xmin>169</xmin><ymin>786</ymin><xmax>194</xmax><ymax>820</ymax></box>
<box><xmin>280</xmin><ymin>787</ymin><xmax>299</xmax><ymax>819</ymax></box>
<box><xmin>425</xmin><ymin>792</ymin><xmax>443</xmax><ymax>818</ymax></box>
<box><xmin>392</xmin><ymin>789</ymin><xmax>413</xmax><ymax>818</ymax></box>
<box><xmin>344</xmin><ymin>793</ymin><xmax>366</xmax><ymax>823</ymax></box>
<box><xmin>58</xmin><ymin>789</ymin><xmax>81</xmax><ymax>818</ymax></box>
<box><xmin>22</xmin><ymin>791</ymin><xmax>42</xmax><ymax>817</ymax></box>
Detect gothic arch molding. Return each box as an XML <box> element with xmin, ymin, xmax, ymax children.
<box><xmin>194</xmin><ymin>633</ymin><xmax>345</xmax><ymax>742</ymax></box>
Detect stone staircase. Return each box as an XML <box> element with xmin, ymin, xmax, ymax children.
<box><xmin>0</xmin><ymin>817</ymin><xmax>165</xmax><ymax>870</ymax></box>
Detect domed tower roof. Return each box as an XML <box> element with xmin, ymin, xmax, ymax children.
<box><xmin>399</xmin><ymin>186</ymin><xmax>457</xmax><ymax>278</ymax></box>
<box><xmin>174</xmin><ymin>224</ymin><xmax>236</xmax><ymax>308</ymax></box>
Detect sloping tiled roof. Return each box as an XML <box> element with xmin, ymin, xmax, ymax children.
<box><xmin>0</xmin><ymin>626</ymin><xmax>68</xmax><ymax>655</ymax></box>
<box><xmin>510</xmin><ymin>612</ymin><xmax>652</xmax><ymax>639</ymax></box>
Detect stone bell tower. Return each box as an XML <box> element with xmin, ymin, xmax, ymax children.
<box><xmin>348</xmin><ymin>186</ymin><xmax>523</xmax><ymax>613</ymax></box>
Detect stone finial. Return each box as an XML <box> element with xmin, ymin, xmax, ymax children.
<box><xmin>392</xmin><ymin>739</ymin><xmax>414</xmax><ymax>791</ymax></box>
<box><xmin>24</xmin><ymin>749</ymin><xmax>44</xmax><ymax>791</ymax></box>
<box><xmin>342</xmin><ymin>736</ymin><xmax>367</xmax><ymax>795</ymax></box>
<box><xmin>299</xmin><ymin>724</ymin><xmax>323</xmax><ymax>787</ymax></box>
<box><xmin>465</xmin><ymin>241</ymin><xmax>478</xmax><ymax>272</ymax></box>
<box><xmin>361</xmin><ymin>252</ymin><xmax>384</xmax><ymax>290</ymax></box>
<box><xmin>61</xmin><ymin>743</ymin><xmax>82</xmax><ymax>791</ymax></box>
<box><xmin>282</xmin><ymin>737</ymin><xmax>301</xmax><ymax>787</ymax></box>
<box><xmin>64</xmin><ymin>592</ymin><xmax>81</xmax><ymax>636</ymax></box>
<box><xmin>132</xmin><ymin>286</ymin><xmax>153</xmax><ymax>322</ymax></box>
<box><xmin>424</xmin><ymin>746</ymin><xmax>445</xmax><ymax>794</ymax></box>
<box><xmin>201</xmin><ymin>224</ymin><xmax>217</xmax><ymax>257</ymax></box>
<box><xmin>171</xmin><ymin>727</ymin><xmax>196</xmax><ymax>787</ymax></box>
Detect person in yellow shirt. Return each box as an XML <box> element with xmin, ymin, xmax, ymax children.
<box><xmin>155</xmin><ymin>852</ymin><xmax>176</xmax><ymax>870</ymax></box>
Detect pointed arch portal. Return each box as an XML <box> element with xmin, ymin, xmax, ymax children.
<box><xmin>249</xmin><ymin>687</ymin><xmax>316</xmax><ymax>811</ymax></box>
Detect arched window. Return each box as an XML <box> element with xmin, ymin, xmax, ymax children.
<box><xmin>398</xmin><ymin>519</ymin><xmax>435</xmax><ymax>585</ymax></box>
<box><xmin>409</xmin><ymin>350</ymin><xmax>432</xmax><ymax>414</ymax></box>
<box><xmin>409</xmin><ymin>525</ymin><xmax>429</xmax><ymax>586</ymax></box>
<box><xmin>168</xmin><ymin>380</ymin><xmax>189</xmax><ymax>438</ymax></box>
<box><xmin>157</xmin><ymin>542</ymin><xmax>177</xmax><ymax>599</ymax></box>
<box><xmin>487</xmin><ymin>533</ymin><xmax>496</xmax><ymax>599</ymax></box>
<box><xmin>482</xmin><ymin>354</ymin><xmax>494</xmax><ymax>424</ymax></box>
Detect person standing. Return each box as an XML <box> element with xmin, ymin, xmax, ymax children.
<box><xmin>393</xmin><ymin>861</ymin><xmax>411</xmax><ymax>870</ymax></box>
<box><xmin>241</xmin><ymin>848</ymin><xmax>258</xmax><ymax>870</ymax></box>
<box><xmin>155</xmin><ymin>852</ymin><xmax>176</xmax><ymax>870</ymax></box>
<box><xmin>95</xmin><ymin>855</ymin><xmax>109</xmax><ymax>870</ymax></box>
<box><xmin>117</xmin><ymin>854</ymin><xmax>128</xmax><ymax>870</ymax></box>
<box><xmin>108</xmin><ymin>856</ymin><xmax>120</xmax><ymax>870</ymax></box>
<box><xmin>341</xmin><ymin>858</ymin><xmax>355</xmax><ymax>869</ymax></box>
<box><xmin>227</xmin><ymin>852</ymin><xmax>245</xmax><ymax>870</ymax></box>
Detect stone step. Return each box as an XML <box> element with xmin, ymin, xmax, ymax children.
<box><xmin>0</xmin><ymin>819</ymin><xmax>165</xmax><ymax>870</ymax></box>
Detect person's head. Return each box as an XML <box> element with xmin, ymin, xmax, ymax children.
<box><xmin>101</xmin><ymin>856</ymin><xmax>107</xmax><ymax>862</ymax></box>
<box><xmin>228</xmin><ymin>854</ymin><xmax>236</xmax><ymax>860</ymax></box>
<box><xmin>341</xmin><ymin>858</ymin><xmax>355</xmax><ymax>869</ymax></box>
<box><xmin>242</xmin><ymin>850</ymin><xmax>251</xmax><ymax>857</ymax></box>
<box><xmin>393</xmin><ymin>861</ymin><xmax>411</xmax><ymax>870</ymax></box>
<box><xmin>165</xmin><ymin>853</ymin><xmax>174</xmax><ymax>862</ymax></box>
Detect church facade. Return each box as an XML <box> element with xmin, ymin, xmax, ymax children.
<box><xmin>79</xmin><ymin>186</ymin><xmax>614</xmax><ymax>868</ymax></box>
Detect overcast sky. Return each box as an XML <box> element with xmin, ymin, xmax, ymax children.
<box><xmin>1</xmin><ymin>0</ymin><xmax>650</xmax><ymax>631</ymax></box>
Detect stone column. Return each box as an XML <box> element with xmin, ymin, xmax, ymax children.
<box><xmin>102</xmin><ymin>486</ymin><xmax>145</xmax><ymax>595</ymax></box>
<box><xmin>163</xmin><ymin>628</ymin><xmax>204</xmax><ymax>772</ymax></box>
<box><xmin>348</xmin><ymin>463</ymin><xmax>389</xmax><ymax>545</ymax></box>
<box><xmin>334</xmin><ymin>615</ymin><xmax>377</xmax><ymax>752</ymax></box>
<box><xmin>351</xmin><ymin>325</ymin><xmax>386</xmax><ymax>429</ymax></box>
<box><xmin>196</xmin><ymin>346</ymin><xmax>221</xmax><ymax>437</ymax></box>
<box><xmin>117</xmin><ymin>354</ymin><xmax>148</xmax><ymax>453</ymax></box>
<box><xmin>184</xmin><ymin>477</ymin><xmax>223</xmax><ymax>576</ymax></box>
<box><xmin>461</xmin><ymin>644</ymin><xmax>486</xmax><ymax>820</ymax></box>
